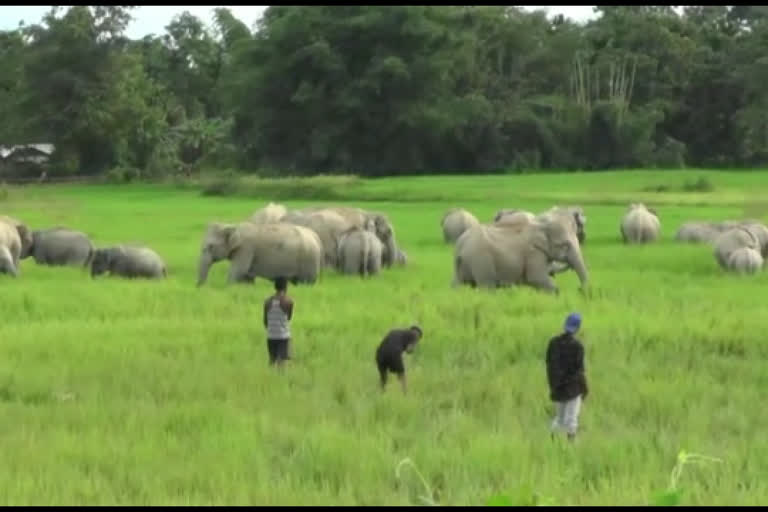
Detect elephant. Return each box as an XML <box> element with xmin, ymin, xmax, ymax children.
<box><xmin>197</xmin><ymin>221</ymin><xmax>322</xmax><ymax>286</ymax></box>
<box><xmin>368</xmin><ymin>211</ymin><xmax>400</xmax><ymax>268</ymax></box>
<box><xmin>726</xmin><ymin>247</ymin><xmax>763</xmax><ymax>275</ymax></box>
<box><xmin>441</xmin><ymin>208</ymin><xmax>479</xmax><ymax>244</ymax></box>
<box><xmin>675</xmin><ymin>221</ymin><xmax>730</xmax><ymax>244</ymax></box>
<box><xmin>452</xmin><ymin>217</ymin><xmax>588</xmax><ymax>293</ymax></box>
<box><xmin>493</xmin><ymin>209</ymin><xmax>536</xmax><ymax>225</ymax></box>
<box><xmin>537</xmin><ymin>206</ymin><xmax>587</xmax><ymax>245</ymax></box>
<box><xmin>712</xmin><ymin>225</ymin><xmax>763</xmax><ymax>270</ymax></box>
<box><xmin>281</xmin><ymin>209</ymin><xmax>353</xmax><ymax>267</ymax></box>
<box><xmin>250</xmin><ymin>202</ymin><xmax>287</xmax><ymax>224</ymax></box>
<box><xmin>25</xmin><ymin>227</ymin><xmax>94</xmax><ymax>267</ymax></box>
<box><xmin>336</xmin><ymin>226</ymin><xmax>383</xmax><ymax>277</ymax></box>
<box><xmin>90</xmin><ymin>246</ymin><xmax>167</xmax><ymax>279</ymax></box>
<box><xmin>291</xmin><ymin>206</ymin><xmax>401</xmax><ymax>268</ymax></box>
<box><xmin>739</xmin><ymin>221</ymin><xmax>768</xmax><ymax>257</ymax></box>
<box><xmin>674</xmin><ymin>220</ymin><xmax>749</xmax><ymax>244</ymax></box>
<box><xmin>0</xmin><ymin>215</ymin><xmax>33</xmax><ymax>276</ymax></box>
<box><xmin>620</xmin><ymin>203</ymin><xmax>661</xmax><ymax>244</ymax></box>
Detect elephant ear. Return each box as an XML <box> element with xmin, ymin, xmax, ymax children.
<box><xmin>224</xmin><ymin>225</ymin><xmax>242</xmax><ymax>251</ymax></box>
<box><xmin>374</xmin><ymin>215</ymin><xmax>392</xmax><ymax>237</ymax></box>
<box><xmin>16</xmin><ymin>224</ymin><xmax>33</xmax><ymax>255</ymax></box>
<box><xmin>543</xmin><ymin>220</ymin><xmax>573</xmax><ymax>252</ymax></box>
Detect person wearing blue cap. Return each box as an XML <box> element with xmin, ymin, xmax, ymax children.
<box><xmin>545</xmin><ymin>312</ymin><xmax>589</xmax><ymax>441</ymax></box>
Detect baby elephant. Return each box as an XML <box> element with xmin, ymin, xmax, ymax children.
<box><xmin>337</xmin><ymin>227</ymin><xmax>383</xmax><ymax>277</ymax></box>
<box><xmin>726</xmin><ymin>247</ymin><xmax>763</xmax><ymax>275</ymax></box>
<box><xmin>621</xmin><ymin>203</ymin><xmax>661</xmax><ymax>244</ymax></box>
<box><xmin>91</xmin><ymin>246</ymin><xmax>167</xmax><ymax>279</ymax></box>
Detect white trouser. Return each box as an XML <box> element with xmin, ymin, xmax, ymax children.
<box><xmin>551</xmin><ymin>395</ymin><xmax>582</xmax><ymax>435</ymax></box>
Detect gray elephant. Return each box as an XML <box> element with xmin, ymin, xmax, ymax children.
<box><xmin>452</xmin><ymin>217</ymin><xmax>588</xmax><ymax>293</ymax></box>
<box><xmin>25</xmin><ymin>227</ymin><xmax>94</xmax><ymax>267</ymax></box>
<box><xmin>712</xmin><ymin>225</ymin><xmax>764</xmax><ymax>270</ymax></box>
<box><xmin>336</xmin><ymin>226</ymin><xmax>383</xmax><ymax>277</ymax></box>
<box><xmin>368</xmin><ymin>212</ymin><xmax>400</xmax><ymax>267</ymax></box>
<box><xmin>493</xmin><ymin>209</ymin><xmax>535</xmax><ymax>225</ymax></box>
<box><xmin>739</xmin><ymin>221</ymin><xmax>768</xmax><ymax>257</ymax></box>
<box><xmin>281</xmin><ymin>209</ymin><xmax>354</xmax><ymax>267</ymax></box>
<box><xmin>295</xmin><ymin>206</ymin><xmax>401</xmax><ymax>268</ymax></box>
<box><xmin>537</xmin><ymin>206</ymin><xmax>587</xmax><ymax>245</ymax></box>
<box><xmin>674</xmin><ymin>220</ymin><xmax>747</xmax><ymax>244</ymax></box>
<box><xmin>441</xmin><ymin>208</ymin><xmax>479</xmax><ymax>244</ymax></box>
<box><xmin>197</xmin><ymin>221</ymin><xmax>322</xmax><ymax>286</ymax></box>
<box><xmin>250</xmin><ymin>202</ymin><xmax>287</xmax><ymax>224</ymax></box>
<box><xmin>0</xmin><ymin>215</ymin><xmax>33</xmax><ymax>276</ymax></box>
<box><xmin>620</xmin><ymin>203</ymin><xmax>661</xmax><ymax>244</ymax></box>
<box><xmin>726</xmin><ymin>247</ymin><xmax>763</xmax><ymax>274</ymax></box>
<box><xmin>91</xmin><ymin>246</ymin><xmax>167</xmax><ymax>279</ymax></box>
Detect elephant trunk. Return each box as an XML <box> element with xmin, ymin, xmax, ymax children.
<box><xmin>383</xmin><ymin>236</ymin><xmax>397</xmax><ymax>267</ymax></box>
<box><xmin>568</xmin><ymin>244</ymin><xmax>589</xmax><ymax>288</ymax></box>
<box><xmin>197</xmin><ymin>251</ymin><xmax>213</xmax><ymax>286</ymax></box>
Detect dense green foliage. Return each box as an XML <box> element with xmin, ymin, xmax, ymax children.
<box><xmin>3</xmin><ymin>6</ymin><xmax>768</xmax><ymax>178</ymax></box>
<box><xmin>0</xmin><ymin>170</ymin><xmax>766</xmax><ymax>505</ymax></box>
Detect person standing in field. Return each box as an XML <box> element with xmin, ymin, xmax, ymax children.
<box><xmin>375</xmin><ymin>325</ymin><xmax>423</xmax><ymax>394</ymax></box>
<box><xmin>263</xmin><ymin>276</ymin><xmax>294</xmax><ymax>367</ymax></box>
<box><xmin>546</xmin><ymin>312</ymin><xmax>588</xmax><ymax>441</ymax></box>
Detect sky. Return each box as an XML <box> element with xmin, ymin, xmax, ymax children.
<box><xmin>0</xmin><ymin>6</ymin><xmax>599</xmax><ymax>39</ymax></box>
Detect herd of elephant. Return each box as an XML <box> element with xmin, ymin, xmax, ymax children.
<box><xmin>197</xmin><ymin>203</ymin><xmax>407</xmax><ymax>285</ymax></box>
<box><xmin>0</xmin><ymin>204</ymin><xmax>408</xmax><ymax>283</ymax></box>
<box><xmin>0</xmin><ymin>215</ymin><xmax>167</xmax><ymax>278</ymax></box>
<box><xmin>2</xmin><ymin>199</ymin><xmax>765</xmax><ymax>289</ymax></box>
<box><xmin>442</xmin><ymin>202</ymin><xmax>768</xmax><ymax>293</ymax></box>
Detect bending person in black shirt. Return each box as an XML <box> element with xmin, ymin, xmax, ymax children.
<box><xmin>546</xmin><ymin>313</ymin><xmax>589</xmax><ymax>441</ymax></box>
<box><xmin>375</xmin><ymin>325</ymin><xmax>423</xmax><ymax>394</ymax></box>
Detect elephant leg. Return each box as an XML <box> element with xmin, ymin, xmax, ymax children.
<box><xmin>229</xmin><ymin>249</ymin><xmax>255</xmax><ymax>284</ymax></box>
<box><xmin>526</xmin><ymin>257</ymin><xmax>559</xmax><ymax>294</ymax></box>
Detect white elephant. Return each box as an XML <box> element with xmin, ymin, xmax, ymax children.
<box><xmin>441</xmin><ymin>208</ymin><xmax>479</xmax><ymax>244</ymax></box>
<box><xmin>620</xmin><ymin>203</ymin><xmax>661</xmax><ymax>244</ymax></box>
<box><xmin>726</xmin><ymin>247</ymin><xmax>763</xmax><ymax>274</ymax></box>
<box><xmin>336</xmin><ymin>226</ymin><xmax>383</xmax><ymax>277</ymax></box>
<box><xmin>197</xmin><ymin>221</ymin><xmax>322</xmax><ymax>286</ymax></box>
<box><xmin>453</xmin><ymin>217</ymin><xmax>588</xmax><ymax>293</ymax></box>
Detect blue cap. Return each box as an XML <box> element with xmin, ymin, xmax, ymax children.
<box><xmin>564</xmin><ymin>313</ymin><xmax>581</xmax><ymax>333</ymax></box>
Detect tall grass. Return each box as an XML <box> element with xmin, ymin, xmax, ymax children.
<box><xmin>0</xmin><ymin>170</ymin><xmax>766</xmax><ymax>505</ymax></box>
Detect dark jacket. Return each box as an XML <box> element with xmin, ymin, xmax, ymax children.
<box><xmin>377</xmin><ymin>329</ymin><xmax>418</xmax><ymax>358</ymax></box>
<box><xmin>546</xmin><ymin>332</ymin><xmax>588</xmax><ymax>402</ymax></box>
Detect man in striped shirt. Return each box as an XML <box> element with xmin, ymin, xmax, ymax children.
<box><xmin>263</xmin><ymin>276</ymin><xmax>294</xmax><ymax>367</ymax></box>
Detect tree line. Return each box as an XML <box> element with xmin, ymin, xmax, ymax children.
<box><xmin>2</xmin><ymin>5</ymin><xmax>768</xmax><ymax>179</ymax></box>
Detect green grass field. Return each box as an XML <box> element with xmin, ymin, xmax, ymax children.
<box><xmin>1</xmin><ymin>170</ymin><xmax>768</xmax><ymax>505</ymax></box>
